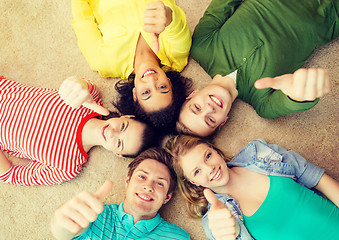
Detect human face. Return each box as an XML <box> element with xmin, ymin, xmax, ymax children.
<box><xmin>180</xmin><ymin>144</ymin><xmax>229</xmax><ymax>193</ymax></box>
<box><xmin>124</xmin><ymin>159</ymin><xmax>172</xmax><ymax>221</ymax></box>
<box><xmin>133</xmin><ymin>66</ymin><xmax>173</xmax><ymax>112</ymax></box>
<box><xmin>179</xmin><ymin>84</ymin><xmax>233</xmax><ymax>137</ymax></box>
<box><xmin>99</xmin><ymin>116</ymin><xmax>146</xmax><ymax>156</ymax></box>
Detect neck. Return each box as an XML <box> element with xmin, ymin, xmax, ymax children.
<box><xmin>134</xmin><ymin>34</ymin><xmax>160</xmax><ymax>71</ymax></box>
<box><xmin>81</xmin><ymin>118</ymin><xmax>101</xmax><ymax>152</ymax></box>
<box><xmin>211</xmin><ymin>74</ymin><xmax>238</xmax><ymax>103</ymax></box>
<box><xmin>212</xmin><ymin>167</ymin><xmax>244</xmax><ymax>196</ymax></box>
<box><xmin>123</xmin><ymin>202</ymin><xmax>157</xmax><ymax>224</ymax></box>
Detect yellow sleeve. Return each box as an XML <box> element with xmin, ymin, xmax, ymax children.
<box><xmin>158</xmin><ymin>0</ymin><xmax>192</xmax><ymax>72</ymax></box>
<box><xmin>71</xmin><ymin>0</ymin><xmax>106</xmax><ymax>72</ymax></box>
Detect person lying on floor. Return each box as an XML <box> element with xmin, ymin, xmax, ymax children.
<box><xmin>0</xmin><ymin>76</ymin><xmax>159</xmax><ymax>185</ymax></box>
<box><xmin>51</xmin><ymin>147</ymin><xmax>190</xmax><ymax>240</ymax></box>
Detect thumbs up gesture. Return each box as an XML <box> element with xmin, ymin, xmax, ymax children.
<box><xmin>59</xmin><ymin>76</ymin><xmax>109</xmax><ymax>116</ymax></box>
<box><xmin>204</xmin><ymin>189</ymin><xmax>237</xmax><ymax>240</ymax></box>
<box><xmin>143</xmin><ymin>1</ymin><xmax>173</xmax><ymax>53</ymax></box>
<box><xmin>254</xmin><ymin>68</ymin><xmax>331</xmax><ymax>102</ymax></box>
<box><xmin>52</xmin><ymin>180</ymin><xmax>114</xmax><ymax>237</ymax></box>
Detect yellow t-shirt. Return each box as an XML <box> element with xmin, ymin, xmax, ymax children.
<box><xmin>72</xmin><ymin>0</ymin><xmax>191</xmax><ymax>79</ymax></box>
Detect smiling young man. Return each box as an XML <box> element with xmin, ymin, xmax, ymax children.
<box><xmin>50</xmin><ymin>148</ymin><xmax>190</xmax><ymax>240</ymax></box>
<box><xmin>177</xmin><ymin>0</ymin><xmax>336</xmax><ymax>137</ymax></box>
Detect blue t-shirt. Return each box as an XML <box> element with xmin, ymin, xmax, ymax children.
<box><xmin>74</xmin><ymin>202</ymin><xmax>190</xmax><ymax>240</ymax></box>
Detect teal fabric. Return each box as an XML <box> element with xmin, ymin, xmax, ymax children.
<box><xmin>243</xmin><ymin>176</ymin><xmax>339</xmax><ymax>239</ymax></box>
<box><xmin>73</xmin><ymin>202</ymin><xmax>190</xmax><ymax>240</ymax></box>
<box><xmin>191</xmin><ymin>0</ymin><xmax>338</xmax><ymax>118</ymax></box>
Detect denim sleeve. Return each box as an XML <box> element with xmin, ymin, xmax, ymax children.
<box><xmin>256</xmin><ymin>139</ymin><xmax>325</xmax><ymax>188</ymax></box>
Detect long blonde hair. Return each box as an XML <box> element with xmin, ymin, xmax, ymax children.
<box><xmin>164</xmin><ymin>135</ymin><xmax>231</xmax><ymax>218</ymax></box>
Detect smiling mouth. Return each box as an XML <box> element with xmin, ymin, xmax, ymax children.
<box><xmin>102</xmin><ymin>124</ymin><xmax>109</xmax><ymax>141</ymax></box>
<box><xmin>136</xmin><ymin>193</ymin><xmax>153</xmax><ymax>202</ymax></box>
<box><xmin>142</xmin><ymin>69</ymin><xmax>156</xmax><ymax>78</ymax></box>
<box><xmin>210</xmin><ymin>167</ymin><xmax>222</xmax><ymax>181</ymax></box>
<box><xmin>209</xmin><ymin>95</ymin><xmax>223</xmax><ymax>108</ymax></box>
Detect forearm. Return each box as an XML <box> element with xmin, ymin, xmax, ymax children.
<box><xmin>315</xmin><ymin>173</ymin><xmax>339</xmax><ymax>208</ymax></box>
<box><xmin>0</xmin><ymin>150</ymin><xmax>12</xmax><ymax>175</ymax></box>
<box><xmin>252</xmin><ymin>89</ymin><xmax>318</xmax><ymax>119</ymax></box>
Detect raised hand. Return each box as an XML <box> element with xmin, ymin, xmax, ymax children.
<box><xmin>254</xmin><ymin>68</ymin><xmax>331</xmax><ymax>102</ymax></box>
<box><xmin>143</xmin><ymin>1</ymin><xmax>172</xmax><ymax>53</ymax></box>
<box><xmin>204</xmin><ymin>189</ymin><xmax>237</xmax><ymax>240</ymax></box>
<box><xmin>59</xmin><ymin>76</ymin><xmax>109</xmax><ymax>116</ymax></box>
<box><xmin>51</xmin><ymin>180</ymin><xmax>114</xmax><ymax>238</ymax></box>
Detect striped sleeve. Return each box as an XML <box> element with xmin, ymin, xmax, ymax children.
<box><xmin>0</xmin><ymin>161</ymin><xmax>81</xmax><ymax>185</ymax></box>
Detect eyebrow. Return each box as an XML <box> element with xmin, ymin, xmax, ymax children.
<box><xmin>142</xmin><ymin>90</ymin><xmax>171</xmax><ymax>101</ymax></box>
<box><xmin>120</xmin><ymin>120</ymin><xmax>129</xmax><ymax>151</ymax></box>
<box><xmin>137</xmin><ymin>170</ymin><xmax>169</xmax><ymax>182</ymax></box>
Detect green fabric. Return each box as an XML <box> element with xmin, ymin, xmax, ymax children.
<box><xmin>243</xmin><ymin>176</ymin><xmax>339</xmax><ymax>239</ymax></box>
<box><xmin>191</xmin><ymin>0</ymin><xmax>338</xmax><ymax>118</ymax></box>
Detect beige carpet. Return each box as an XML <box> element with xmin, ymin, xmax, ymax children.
<box><xmin>0</xmin><ymin>0</ymin><xmax>338</xmax><ymax>239</ymax></box>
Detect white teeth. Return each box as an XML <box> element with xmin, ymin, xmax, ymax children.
<box><xmin>139</xmin><ymin>194</ymin><xmax>150</xmax><ymax>200</ymax></box>
<box><xmin>211</xmin><ymin>96</ymin><xmax>222</xmax><ymax>106</ymax></box>
<box><xmin>143</xmin><ymin>70</ymin><xmax>155</xmax><ymax>77</ymax></box>
<box><xmin>211</xmin><ymin>168</ymin><xmax>220</xmax><ymax>181</ymax></box>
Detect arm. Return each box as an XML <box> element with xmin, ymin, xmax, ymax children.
<box><xmin>147</xmin><ymin>0</ymin><xmax>191</xmax><ymax>71</ymax></box>
<box><xmin>59</xmin><ymin>76</ymin><xmax>109</xmax><ymax>116</ymax></box>
<box><xmin>0</xmin><ymin>150</ymin><xmax>12</xmax><ymax>175</ymax></box>
<box><xmin>314</xmin><ymin>174</ymin><xmax>339</xmax><ymax>208</ymax></box>
<box><xmin>0</xmin><ymin>161</ymin><xmax>79</xmax><ymax>185</ymax></box>
<box><xmin>51</xmin><ymin>181</ymin><xmax>113</xmax><ymax>240</ymax></box>
<box><xmin>252</xmin><ymin>68</ymin><xmax>330</xmax><ymax>118</ymax></box>
<box><xmin>71</xmin><ymin>0</ymin><xmax>105</xmax><ymax>71</ymax></box>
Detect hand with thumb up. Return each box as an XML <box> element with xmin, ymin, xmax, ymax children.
<box><xmin>51</xmin><ymin>180</ymin><xmax>114</xmax><ymax>239</ymax></box>
<box><xmin>204</xmin><ymin>188</ymin><xmax>238</xmax><ymax>240</ymax></box>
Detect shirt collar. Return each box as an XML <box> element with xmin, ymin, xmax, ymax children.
<box><xmin>118</xmin><ymin>202</ymin><xmax>163</xmax><ymax>232</ymax></box>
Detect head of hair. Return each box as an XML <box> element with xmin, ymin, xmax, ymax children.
<box><xmin>127</xmin><ymin>147</ymin><xmax>177</xmax><ymax>194</ymax></box>
<box><xmin>114</xmin><ymin>71</ymin><xmax>192</xmax><ymax>133</ymax></box>
<box><xmin>164</xmin><ymin>134</ymin><xmax>231</xmax><ymax>218</ymax></box>
<box><xmin>102</xmin><ymin>112</ymin><xmax>161</xmax><ymax>158</ymax></box>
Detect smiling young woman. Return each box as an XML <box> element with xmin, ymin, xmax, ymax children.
<box><xmin>71</xmin><ymin>0</ymin><xmax>192</xmax><ymax>131</ymax></box>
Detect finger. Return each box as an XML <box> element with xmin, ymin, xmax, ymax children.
<box><xmin>56</xmin><ymin>212</ymin><xmax>83</xmax><ymax>233</ymax></box>
<box><xmin>82</xmin><ymin>99</ymin><xmax>110</xmax><ymax>116</ymax></box>
<box><xmin>62</xmin><ymin>203</ymin><xmax>93</xmax><ymax>228</ymax></box>
<box><xmin>292</xmin><ymin>68</ymin><xmax>307</xmax><ymax>100</ymax></box>
<box><xmin>146</xmin><ymin>1</ymin><xmax>163</xmax><ymax>10</ymax></box>
<box><xmin>94</xmin><ymin>180</ymin><xmax>114</xmax><ymax>201</ymax></box>
<box><xmin>303</xmin><ymin>68</ymin><xmax>317</xmax><ymax>101</ymax></box>
<box><xmin>323</xmin><ymin>69</ymin><xmax>331</xmax><ymax>93</ymax></box>
<box><xmin>204</xmin><ymin>189</ymin><xmax>226</xmax><ymax>210</ymax></box>
<box><xmin>150</xmin><ymin>32</ymin><xmax>160</xmax><ymax>53</ymax></box>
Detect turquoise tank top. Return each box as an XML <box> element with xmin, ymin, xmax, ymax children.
<box><xmin>243</xmin><ymin>175</ymin><xmax>339</xmax><ymax>239</ymax></box>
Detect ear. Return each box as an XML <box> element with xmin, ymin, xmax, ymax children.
<box><xmin>115</xmin><ymin>153</ymin><xmax>125</xmax><ymax>158</ymax></box>
<box><xmin>189</xmin><ymin>180</ymin><xmax>199</xmax><ymax>186</ymax></box>
<box><xmin>168</xmin><ymin>78</ymin><xmax>172</xmax><ymax>88</ymax></box>
<box><xmin>163</xmin><ymin>192</ymin><xmax>173</xmax><ymax>205</ymax></box>
<box><xmin>132</xmin><ymin>88</ymin><xmax>137</xmax><ymax>102</ymax></box>
<box><xmin>218</xmin><ymin>117</ymin><xmax>228</xmax><ymax>130</ymax></box>
<box><xmin>120</xmin><ymin>115</ymin><xmax>135</xmax><ymax>119</ymax></box>
<box><xmin>125</xmin><ymin>176</ymin><xmax>130</xmax><ymax>189</ymax></box>
<box><xmin>186</xmin><ymin>89</ymin><xmax>199</xmax><ymax>100</ymax></box>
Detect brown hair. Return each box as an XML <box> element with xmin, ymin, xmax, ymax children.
<box><xmin>164</xmin><ymin>135</ymin><xmax>231</xmax><ymax>218</ymax></box>
<box><xmin>127</xmin><ymin>147</ymin><xmax>177</xmax><ymax>195</ymax></box>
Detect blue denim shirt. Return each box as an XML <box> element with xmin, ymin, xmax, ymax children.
<box><xmin>202</xmin><ymin>139</ymin><xmax>325</xmax><ymax>240</ymax></box>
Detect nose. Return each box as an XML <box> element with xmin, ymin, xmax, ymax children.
<box><xmin>143</xmin><ymin>182</ymin><xmax>154</xmax><ymax>192</ymax></box>
<box><xmin>204</xmin><ymin>103</ymin><xmax>215</xmax><ymax>114</ymax></box>
<box><xmin>106</xmin><ymin>125</ymin><xmax>120</xmax><ymax>139</ymax></box>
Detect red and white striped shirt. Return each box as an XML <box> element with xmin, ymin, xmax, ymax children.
<box><xmin>0</xmin><ymin>76</ymin><xmax>101</xmax><ymax>185</ymax></box>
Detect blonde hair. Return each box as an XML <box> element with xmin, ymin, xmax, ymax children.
<box><xmin>164</xmin><ymin>135</ymin><xmax>231</xmax><ymax>218</ymax></box>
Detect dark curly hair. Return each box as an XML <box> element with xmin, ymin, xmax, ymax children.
<box><xmin>114</xmin><ymin>71</ymin><xmax>191</xmax><ymax>134</ymax></box>
<box><xmin>102</xmin><ymin>111</ymin><xmax>161</xmax><ymax>158</ymax></box>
